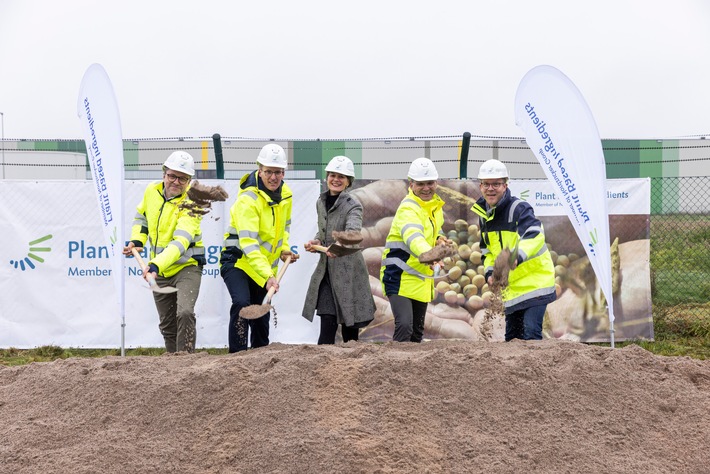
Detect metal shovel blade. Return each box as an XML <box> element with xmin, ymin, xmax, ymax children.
<box><xmin>147</xmin><ymin>277</ymin><xmax>178</xmax><ymax>294</ymax></box>
<box><xmin>239</xmin><ymin>302</ymin><xmax>271</xmax><ymax>319</ymax></box>
<box><xmin>238</xmin><ymin>258</ymin><xmax>291</xmax><ymax>319</ymax></box>
<box><xmin>331</xmin><ymin>230</ymin><xmax>363</xmax><ymax>246</ymax></box>
<box><xmin>328</xmin><ymin>243</ymin><xmax>362</xmax><ymax>257</ymax></box>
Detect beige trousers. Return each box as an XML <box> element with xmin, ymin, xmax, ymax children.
<box><xmin>152</xmin><ymin>265</ymin><xmax>202</xmax><ymax>352</ymax></box>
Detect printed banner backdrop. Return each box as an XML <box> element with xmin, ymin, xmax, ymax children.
<box><xmin>511</xmin><ymin>178</ymin><xmax>651</xmax><ymax>217</ymax></box>
<box><xmin>515</xmin><ymin>65</ymin><xmax>616</xmax><ymax>339</ymax></box>
<box><xmin>0</xmin><ymin>178</ymin><xmax>651</xmax><ymax>348</ymax></box>
<box><xmin>0</xmin><ymin>180</ymin><xmax>320</xmax><ymax>349</ymax></box>
<box><xmin>509</xmin><ymin>178</ymin><xmax>652</xmax><ymax>342</ymax></box>
<box><xmin>348</xmin><ymin>178</ymin><xmax>652</xmax><ymax>344</ymax></box>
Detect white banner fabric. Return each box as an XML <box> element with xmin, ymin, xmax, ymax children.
<box><xmin>508</xmin><ymin>178</ymin><xmax>651</xmax><ymax>217</ymax></box>
<box><xmin>515</xmin><ymin>65</ymin><xmax>615</xmax><ymax>329</ymax></box>
<box><xmin>0</xmin><ymin>180</ymin><xmax>320</xmax><ymax>349</ymax></box>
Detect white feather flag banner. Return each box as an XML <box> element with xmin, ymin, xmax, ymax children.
<box><xmin>77</xmin><ymin>64</ymin><xmax>126</xmax><ymax>340</ymax></box>
<box><xmin>514</xmin><ymin>65</ymin><xmax>615</xmax><ymax>344</ymax></box>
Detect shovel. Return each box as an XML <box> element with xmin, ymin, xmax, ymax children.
<box><xmin>508</xmin><ymin>237</ymin><xmax>520</xmax><ymax>267</ymax></box>
<box><xmin>418</xmin><ymin>243</ymin><xmax>456</xmax><ymax>264</ymax></box>
<box><xmin>131</xmin><ymin>247</ymin><xmax>178</xmax><ymax>294</ymax></box>
<box><xmin>310</xmin><ymin>243</ymin><xmax>362</xmax><ymax>257</ymax></box>
<box><xmin>239</xmin><ymin>258</ymin><xmax>291</xmax><ymax>319</ymax></box>
<box><xmin>507</xmin><ymin>226</ymin><xmax>531</xmax><ymax>268</ymax></box>
<box><xmin>331</xmin><ymin>230</ymin><xmax>363</xmax><ymax>246</ymax></box>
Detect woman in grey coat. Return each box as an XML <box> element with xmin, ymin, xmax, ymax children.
<box><xmin>302</xmin><ymin>156</ymin><xmax>376</xmax><ymax>344</ymax></box>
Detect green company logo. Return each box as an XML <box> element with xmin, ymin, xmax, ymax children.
<box><xmin>109</xmin><ymin>226</ymin><xmax>117</xmax><ymax>245</ymax></box>
<box><xmin>588</xmin><ymin>228</ymin><xmax>598</xmax><ymax>255</ymax></box>
<box><xmin>10</xmin><ymin>234</ymin><xmax>53</xmax><ymax>271</ymax></box>
<box><xmin>520</xmin><ymin>189</ymin><xmax>530</xmax><ymax>201</ymax></box>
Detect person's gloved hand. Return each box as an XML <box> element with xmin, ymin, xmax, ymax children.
<box><xmin>280</xmin><ymin>250</ymin><xmax>300</xmax><ymax>262</ymax></box>
<box><xmin>142</xmin><ymin>263</ymin><xmax>159</xmax><ymax>282</ymax></box>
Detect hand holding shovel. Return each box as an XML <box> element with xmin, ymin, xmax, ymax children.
<box><xmin>309</xmin><ymin>242</ymin><xmax>362</xmax><ymax>257</ymax></box>
<box><xmin>306</xmin><ymin>230</ymin><xmax>363</xmax><ymax>257</ymax></box>
<box><xmin>131</xmin><ymin>247</ymin><xmax>178</xmax><ymax>294</ymax></box>
<box><xmin>239</xmin><ymin>258</ymin><xmax>291</xmax><ymax>319</ymax></box>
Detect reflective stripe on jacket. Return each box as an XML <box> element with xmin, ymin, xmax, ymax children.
<box><xmin>221</xmin><ymin>171</ymin><xmax>293</xmax><ymax>287</ymax></box>
<box><xmin>130</xmin><ymin>181</ymin><xmax>204</xmax><ymax>278</ymax></box>
<box><xmin>470</xmin><ymin>188</ymin><xmax>556</xmax><ymax>313</ymax></box>
<box><xmin>380</xmin><ymin>189</ymin><xmax>445</xmax><ymax>302</ymax></box>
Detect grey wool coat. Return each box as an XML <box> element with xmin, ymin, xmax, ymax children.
<box><xmin>301</xmin><ymin>190</ymin><xmax>376</xmax><ymax>328</ymax></box>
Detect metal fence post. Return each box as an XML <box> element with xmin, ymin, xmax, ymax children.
<box><xmin>213</xmin><ymin>133</ymin><xmax>224</xmax><ymax>179</ymax></box>
<box><xmin>459</xmin><ymin>131</ymin><xmax>471</xmax><ymax>179</ymax></box>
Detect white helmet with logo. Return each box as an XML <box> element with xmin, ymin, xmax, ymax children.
<box><xmin>478</xmin><ymin>159</ymin><xmax>509</xmax><ymax>180</ymax></box>
<box><xmin>257</xmin><ymin>144</ymin><xmax>287</xmax><ymax>169</ymax></box>
<box><xmin>163</xmin><ymin>151</ymin><xmax>195</xmax><ymax>176</ymax></box>
<box><xmin>325</xmin><ymin>156</ymin><xmax>355</xmax><ymax>178</ymax></box>
<box><xmin>407</xmin><ymin>157</ymin><xmax>439</xmax><ymax>181</ymax></box>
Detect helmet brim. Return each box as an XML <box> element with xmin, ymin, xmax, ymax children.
<box><xmin>163</xmin><ymin>163</ymin><xmax>195</xmax><ymax>176</ymax></box>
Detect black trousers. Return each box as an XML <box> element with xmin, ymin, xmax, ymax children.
<box><xmin>318</xmin><ymin>314</ymin><xmax>359</xmax><ymax>345</ymax></box>
<box><xmin>221</xmin><ymin>265</ymin><xmax>270</xmax><ymax>353</ymax></box>
<box><xmin>388</xmin><ymin>294</ymin><xmax>427</xmax><ymax>343</ymax></box>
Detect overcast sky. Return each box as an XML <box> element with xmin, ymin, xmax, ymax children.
<box><xmin>1</xmin><ymin>0</ymin><xmax>709</xmax><ymax>141</ymax></box>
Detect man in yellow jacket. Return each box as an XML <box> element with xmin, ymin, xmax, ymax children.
<box><xmin>470</xmin><ymin>159</ymin><xmax>556</xmax><ymax>341</ymax></box>
<box><xmin>381</xmin><ymin>158</ymin><xmax>450</xmax><ymax>342</ymax></box>
<box><xmin>220</xmin><ymin>144</ymin><xmax>299</xmax><ymax>353</ymax></box>
<box><xmin>123</xmin><ymin>151</ymin><xmax>205</xmax><ymax>353</ymax></box>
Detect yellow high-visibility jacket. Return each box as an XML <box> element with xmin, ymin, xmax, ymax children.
<box><xmin>470</xmin><ymin>189</ymin><xmax>556</xmax><ymax>313</ymax></box>
<box><xmin>130</xmin><ymin>181</ymin><xmax>204</xmax><ymax>277</ymax></box>
<box><xmin>221</xmin><ymin>171</ymin><xmax>293</xmax><ymax>287</ymax></box>
<box><xmin>381</xmin><ymin>189</ymin><xmax>445</xmax><ymax>302</ymax></box>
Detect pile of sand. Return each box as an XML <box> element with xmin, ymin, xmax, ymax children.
<box><xmin>1</xmin><ymin>340</ymin><xmax>709</xmax><ymax>473</ymax></box>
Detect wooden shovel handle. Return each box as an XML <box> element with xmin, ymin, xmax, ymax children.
<box><xmin>131</xmin><ymin>247</ymin><xmax>158</xmax><ymax>286</ymax></box>
<box><xmin>263</xmin><ymin>257</ymin><xmax>291</xmax><ymax>304</ymax></box>
<box><xmin>131</xmin><ymin>247</ymin><xmax>148</xmax><ymax>269</ymax></box>
<box><xmin>311</xmin><ymin>244</ymin><xmax>329</xmax><ymax>253</ymax></box>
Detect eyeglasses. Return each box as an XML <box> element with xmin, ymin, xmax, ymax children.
<box><xmin>480</xmin><ymin>181</ymin><xmax>506</xmax><ymax>189</ymax></box>
<box><xmin>165</xmin><ymin>173</ymin><xmax>190</xmax><ymax>184</ymax></box>
<box><xmin>261</xmin><ymin>169</ymin><xmax>285</xmax><ymax>178</ymax></box>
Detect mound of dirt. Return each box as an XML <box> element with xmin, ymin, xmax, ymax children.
<box><xmin>1</xmin><ymin>340</ymin><xmax>709</xmax><ymax>473</ymax></box>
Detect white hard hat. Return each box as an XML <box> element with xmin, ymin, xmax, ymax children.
<box><xmin>257</xmin><ymin>144</ymin><xmax>287</xmax><ymax>169</ymax></box>
<box><xmin>325</xmin><ymin>156</ymin><xmax>355</xmax><ymax>178</ymax></box>
<box><xmin>407</xmin><ymin>157</ymin><xmax>439</xmax><ymax>181</ymax></box>
<box><xmin>478</xmin><ymin>159</ymin><xmax>509</xmax><ymax>180</ymax></box>
<box><xmin>163</xmin><ymin>151</ymin><xmax>195</xmax><ymax>176</ymax></box>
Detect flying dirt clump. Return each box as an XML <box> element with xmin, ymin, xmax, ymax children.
<box><xmin>238</xmin><ymin>259</ymin><xmax>291</xmax><ymax>325</ymax></box>
<box><xmin>179</xmin><ymin>180</ymin><xmax>229</xmax><ymax>217</ymax></box>
<box><xmin>331</xmin><ymin>230</ymin><xmax>363</xmax><ymax>246</ymax></box>
<box><xmin>490</xmin><ymin>248</ymin><xmax>512</xmax><ymax>291</ymax></box>
<box><xmin>481</xmin><ymin>248</ymin><xmax>512</xmax><ymax>338</ymax></box>
<box><xmin>239</xmin><ymin>303</ymin><xmax>273</xmax><ymax>321</ymax></box>
<box><xmin>418</xmin><ymin>243</ymin><xmax>457</xmax><ymax>264</ymax></box>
